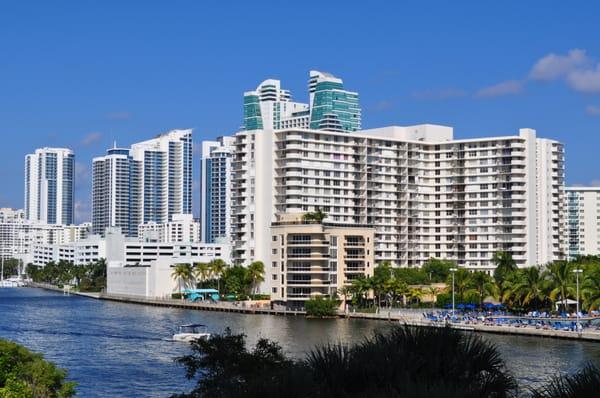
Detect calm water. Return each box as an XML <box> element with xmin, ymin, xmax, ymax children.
<box><xmin>1</xmin><ymin>288</ymin><xmax>599</xmax><ymax>397</ymax></box>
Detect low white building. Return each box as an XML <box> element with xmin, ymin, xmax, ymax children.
<box><xmin>0</xmin><ymin>208</ymin><xmax>91</xmax><ymax>261</ymax></box>
<box><xmin>107</xmin><ymin>258</ymin><xmax>180</xmax><ymax>298</ymax></box>
<box><xmin>30</xmin><ymin>227</ymin><xmax>230</xmax><ymax>267</ymax></box>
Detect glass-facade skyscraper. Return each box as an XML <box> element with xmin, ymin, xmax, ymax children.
<box><xmin>24</xmin><ymin>147</ymin><xmax>75</xmax><ymax>225</ymax></box>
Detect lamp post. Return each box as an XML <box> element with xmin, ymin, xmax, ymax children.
<box><xmin>450</xmin><ymin>267</ymin><xmax>457</xmax><ymax>317</ymax></box>
<box><xmin>573</xmin><ymin>268</ymin><xmax>583</xmax><ymax>332</ymax></box>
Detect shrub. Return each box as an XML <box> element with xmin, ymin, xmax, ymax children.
<box><xmin>0</xmin><ymin>339</ymin><xmax>76</xmax><ymax>397</ymax></box>
<box><xmin>305</xmin><ymin>297</ymin><xmax>338</xmax><ymax>317</ymax></box>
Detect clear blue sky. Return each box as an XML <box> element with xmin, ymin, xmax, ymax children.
<box><xmin>1</xmin><ymin>1</ymin><xmax>599</xmax><ymax>222</ymax></box>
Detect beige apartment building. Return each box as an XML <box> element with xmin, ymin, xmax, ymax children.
<box><xmin>269</xmin><ymin>213</ymin><xmax>374</xmax><ymax>309</ymax></box>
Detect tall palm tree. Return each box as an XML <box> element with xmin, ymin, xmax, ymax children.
<box><xmin>581</xmin><ymin>267</ymin><xmax>600</xmax><ymax>310</ymax></box>
<box><xmin>338</xmin><ymin>285</ymin><xmax>353</xmax><ymax>311</ymax></box>
<box><xmin>492</xmin><ymin>251</ymin><xmax>517</xmax><ymax>287</ymax></box>
<box><xmin>470</xmin><ymin>271</ymin><xmax>497</xmax><ymax>310</ymax></box>
<box><xmin>447</xmin><ymin>268</ymin><xmax>471</xmax><ymax>304</ymax></box>
<box><xmin>247</xmin><ymin>261</ymin><xmax>265</xmax><ymax>295</ymax></box>
<box><xmin>426</xmin><ymin>285</ymin><xmax>441</xmax><ymax>308</ymax></box>
<box><xmin>208</xmin><ymin>259</ymin><xmax>227</xmax><ymax>294</ymax></box>
<box><xmin>193</xmin><ymin>262</ymin><xmax>210</xmax><ymax>288</ymax></box>
<box><xmin>171</xmin><ymin>263</ymin><xmax>193</xmax><ymax>298</ymax></box>
<box><xmin>506</xmin><ymin>267</ymin><xmax>546</xmax><ymax>310</ymax></box>
<box><xmin>545</xmin><ymin>261</ymin><xmax>575</xmax><ymax>311</ymax></box>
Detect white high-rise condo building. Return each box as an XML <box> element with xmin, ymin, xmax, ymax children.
<box><xmin>92</xmin><ymin>147</ymin><xmax>140</xmax><ymax>236</ymax></box>
<box><xmin>92</xmin><ymin>129</ymin><xmax>193</xmax><ymax>236</ymax></box>
<box><xmin>25</xmin><ymin>147</ymin><xmax>75</xmax><ymax>225</ymax></box>
<box><xmin>232</xmin><ymin>125</ymin><xmax>565</xmax><ymax>272</ymax></box>
<box><xmin>565</xmin><ymin>187</ymin><xmax>600</xmax><ymax>259</ymax></box>
<box><xmin>200</xmin><ymin>136</ymin><xmax>235</xmax><ymax>243</ymax></box>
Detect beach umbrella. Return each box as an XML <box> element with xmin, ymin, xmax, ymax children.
<box><xmin>457</xmin><ymin>303</ymin><xmax>465</xmax><ymax>309</ymax></box>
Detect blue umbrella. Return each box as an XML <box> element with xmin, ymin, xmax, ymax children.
<box><xmin>456</xmin><ymin>303</ymin><xmax>465</xmax><ymax>309</ymax></box>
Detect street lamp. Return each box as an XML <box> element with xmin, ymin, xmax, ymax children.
<box><xmin>450</xmin><ymin>267</ymin><xmax>457</xmax><ymax>317</ymax></box>
<box><xmin>573</xmin><ymin>268</ymin><xmax>583</xmax><ymax>332</ymax></box>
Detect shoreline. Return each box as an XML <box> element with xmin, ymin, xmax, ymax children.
<box><xmin>26</xmin><ymin>284</ymin><xmax>600</xmax><ymax>342</ymax></box>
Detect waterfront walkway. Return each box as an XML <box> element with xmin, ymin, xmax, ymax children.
<box><xmin>27</xmin><ymin>283</ymin><xmax>600</xmax><ymax>341</ymax></box>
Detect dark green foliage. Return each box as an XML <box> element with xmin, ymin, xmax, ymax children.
<box><xmin>173</xmin><ymin>325</ymin><xmax>517</xmax><ymax>398</ymax></box>
<box><xmin>26</xmin><ymin>259</ymin><xmax>106</xmax><ymax>291</ymax></box>
<box><xmin>0</xmin><ymin>339</ymin><xmax>76</xmax><ymax>397</ymax></box>
<box><xmin>305</xmin><ymin>297</ymin><xmax>338</xmax><ymax>317</ymax></box>
<box><xmin>171</xmin><ymin>328</ymin><xmax>296</xmax><ymax>398</ymax></box>
<box><xmin>422</xmin><ymin>258</ymin><xmax>453</xmax><ymax>282</ymax></box>
<box><xmin>530</xmin><ymin>364</ymin><xmax>600</xmax><ymax>398</ymax></box>
<box><xmin>1</xmin><ymin>258</ymin><xmax>20</xmax><ymax>279</ymax></box>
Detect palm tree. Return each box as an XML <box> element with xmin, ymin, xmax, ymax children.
<box><xmin>426</xmin><ymin>285</ymin><xmax>441</xmax><ymax>308</ymax></box>
<box><xmin>171</xmin><ymin>263</ymin><xmax>193</xmax><ymax>299</ymax></box>
<box><xmin>531</xmin><ymin>363</ymin><xmax>600</xmax><ymax>398</ymax></box>
<box><xmin>208</xmin><ymin>259</ymin><xmax>227</xmax><ymax>294</ymax></box>
<box><xmin>448</xmin><ymin>268</ymin><xmax>471</xmax><ymax>304</ymax></box>
<box><xmin>545</xmin><ymin>261</ymin><xmax>575</xmax><ymax>311</ymax></box>
<box><xmin>470</xmin><ymin>271</ymin><xmax>497</xmax><ymax>310</ymax></box>
<box><xmin>581</xmin><ymin>267</ymin><xmax>600</xmax><ymax>311</ymax></box>
<box><xmin>193</xmin><ymin>262</ymin><xmax>210</xmax><ymax>288</ymax></box>
<box><xmin>407</xmin><ymin>287</ymin><xmax>423</xmax><ymax>305</ymax></box>
<box><xmin>350</xmin><ymin>276</ymin><xmax>371</xmax><ymax>307</ymax></box>
<box><xmin>302</xmin><ymin>208</ymin><xmax>327</xmax><ymax>223</ymax></box>
<box><xmin>505</xmin><ymin>267</ymin><xmax>546</xmax><ymax>310</ymax></box>
<box><xmin>247</xmin><ymin>261</ymin><xmax>265</xmax><ymax>295</ymax></box>
<box><xmin>338</xmin><ymin>285</ymin><xmax>353</xmax><ymax>311</ymax></box>
<box><xmin>492</xmin><ymin>251</ymin><xmax>517</xmax><ymax>287</ymax></box>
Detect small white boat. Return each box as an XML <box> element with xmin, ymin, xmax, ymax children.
<box><xmin>172</xmin><ymin>324</ymin><xmax>211</xmax><ymax>342</ymax></box>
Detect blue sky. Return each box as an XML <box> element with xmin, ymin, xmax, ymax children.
<box><xmin>1</xmin><ymin>1</ymin><xmax>599</xmax><ymax>222</ymax></box>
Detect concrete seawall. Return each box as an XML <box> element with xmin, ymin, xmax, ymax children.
<box><xmin>27</xmin><ymin>284</ymin><xmax>600</xmax><ymax>342</ymax></box>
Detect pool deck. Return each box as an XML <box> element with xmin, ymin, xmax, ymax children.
<box><xmin>28</xmin><ymin>283</ymin><xmax>600</xmax><ymax>341</ymax></box>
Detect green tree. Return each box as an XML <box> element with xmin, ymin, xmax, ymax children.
<box><xmin>371</xmin><ymin>262</ymin><xmax>392</xmax><ymax>308</ymax></box>
<box><xmin>193</xmin><ymin>262</ymin><xmax>210</xmax><ymax>288</ymax></box>
<box><xmin>305</xmin><ymin>297</ymin><xmax>338</xmax><ymax>317</ymax></box>
<box><xmin>208</xmin><ymin>259</ymin><xmax>227</xmax><ymax>294</ymax></box>
<box><xmin>422</xmin><ymin>258</ymin><xmax>454</xmax><ymax>282</ymax></box>
<box><xmin>447</xmin><ymin>268</ymin><xmax>472</xmax><ymax>304</ymax></box>
<box><xmin>545</xmin><ymin>261</ymin><xmax>575</xmax><ymax>311</ymax></box>
<box><xmin>247</xmin><ymin>261</ymin><xmax>265</xmax><ymax>295</ymax></box>
<box><xmin>503</xmin><ymin>267</ymin><xmax>546</xmax><ymax>310</ymax></box>
<box><xmin>581</xmin><ymin>266</ymin><xmax>600</xmax><ymax>311</ymax></box>
<box><xmin>302</xmin><ymin>208</ymin><xmax>327</xmax><ymax>223</ymax></box>
<box><xmin>173</xmin><ymin>325</ymin><xmax>517</xmax><ymax>398</ymax></box>
<box><xmin>492</xmin><ymin>251</ymin><xmax>517</xmax><ymax>288</ymax></box>
<box><xmin>171</xmin><ymin>263</ymin><xmax>193</xmax><ymax>297</ymax></box>
<box><xmin>0</xmin><ymin>339</ymin><xmax>76</xmax><ymax>397</ymax></box>
<box><xmin>222</xmin><ymin>265</ymin><xmax>249</xmax><ymax>297</ymax></box>
<box><xmin>1</xmin><ymin>259</ymin><xmax>20</xmax><ymax>279</ymax></box>
<box><xmin>469</xmin><ymin>271</ymin><xmax>497</xmax><ymax>309</ymax></box>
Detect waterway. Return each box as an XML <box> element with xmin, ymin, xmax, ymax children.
<box><xmin>1</xmin><ymin>288</ymin><xmax>599</xmax><ymax>397</ymax></box>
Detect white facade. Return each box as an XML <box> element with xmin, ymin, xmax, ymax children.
<box><xmin>200</xmin><ymin>136</ymin><xmax>235</xmax><ymax>243</ymax></box>
<box><xmin>107</xmin><ymin>258</ymin><xmax>179</xmax><ymax>298</ymax></box>
<box><xmin>232</xmin><ymin>126</ymin><xmax>565</xmax><ymax>271</ymax></box>
<box><xmin>565</xmin><ymin>187</ymin><xmax>600</xmax><ymax>258</ymax></box>
<box><xmin>130</xmin><ymin>129</ymin><xmax>193</xmax><ymax>223</ymax></box>
<box><xmin>0</xmin><ymin>210</ymin><xmax>90</xmax><ymax>261</ymax></box>
<box><xmin>92</xmin><ymin>130</ymin><xmax>193</xmax><ymax>237</ymax></box>
<box><xmin>25</xmin><ymin>147</ymin><xmax>75</xmax><ymax>225</ymax></box>
<box><xmin>30</xmin><ymin>227</ymin><xmax>230</xmax><ymax>267</ymax></box>
<box><xmin>138</xmin><ymin>213</ymin><xmax>200</xmax><ymax>243</ymax></box>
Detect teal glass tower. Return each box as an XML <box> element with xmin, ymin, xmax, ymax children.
<box><xmin>309</xmin><ymin>70</ymin><xmax>361</xmax><ymax>132</ymax></box>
